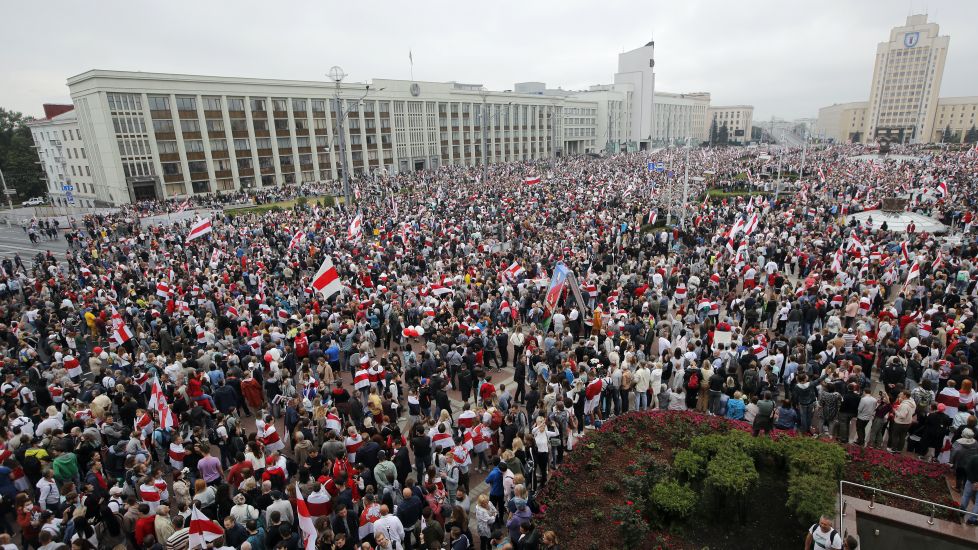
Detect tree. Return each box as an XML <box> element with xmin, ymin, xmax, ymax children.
<box><xmin>0</xmin><ymin>108</ymin><xmax>45</xmax><ymax>200</ymax></box>
<box><xmin>717</xmin><ymin>123</ymin><xmax>729</xmax><ymax>146</ymax></box>
<box><xmin>965</xmin><ymin>125</ymin><xmax>978</xmax><ymax>144</ymax></box>
<box><xmin>941</xmin><ymin>125</ymin><xmax>953</xmax><ymax>143</ymax></box>
<box><xmin>709</xmin><ymin>119</ymin><xmax>718</xmax><ymax>146</ymax></box>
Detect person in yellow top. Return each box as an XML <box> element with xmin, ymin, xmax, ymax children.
<box><xmin>84</xmin><ymin>310</ymin><xmax>97</xmax><ymax>339</ymax></box>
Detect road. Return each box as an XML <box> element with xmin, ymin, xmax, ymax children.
<box><xmin>0</xmin><ymin>226</ymin><xmax>69</xmax><ymax>262</ymax></box>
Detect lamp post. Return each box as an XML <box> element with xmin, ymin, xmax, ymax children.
<box><xmin>0</xmin><ymin>168</ymin><xmax>13</xmax><ymax>210</ymax></box>
<box><xmin>328</xmin><ymin>66</ymin><xmax>382</xmax><ymax>209</ymax></box>
<box><xmin>680</xmin><ymin>137</ymin><xmax>691</xmax><ymax>227</ymax></box>
<box><xmin>328</xmin><ymin>66</ymin><xmax>353</xmax><ymax>208</ymax></box>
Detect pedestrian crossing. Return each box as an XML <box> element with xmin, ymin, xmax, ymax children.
<box><xmin>0</xmin><ymin>227</ymin><xmax>68</xmax><ymax>261</ymax></box>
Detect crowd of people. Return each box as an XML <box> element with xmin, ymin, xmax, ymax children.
<box><xmin>0</xmin><ymin>141</ymin><xmax>976</xmax><ymax>550</ymax></box>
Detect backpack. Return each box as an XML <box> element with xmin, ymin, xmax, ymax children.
<box><xmin>687</xmin><ymin>371</ymin><xmax>700</xmax><ymax>391</ymax></box>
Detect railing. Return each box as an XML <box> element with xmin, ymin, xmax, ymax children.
<box><xmin>839</xmin><ymin>480</ymin><xmax>978</xmax><ymax>527</ymax></box>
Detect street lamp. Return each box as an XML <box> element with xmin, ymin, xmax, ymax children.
<box><xmin>328</xmin><ymin>66</ymin><xmax>384</xmax><ymax>209</ymax></box>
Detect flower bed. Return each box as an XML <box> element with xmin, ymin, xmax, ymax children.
<box><xmin>537</xmin><ymin>410</ymin><xmax>952</xmax><ymax>550</ymax></box>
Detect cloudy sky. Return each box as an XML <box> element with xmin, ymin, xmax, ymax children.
<box><xmin>4</xmin><ymin>0</ymin><xmax>976</xmax><ymax>121</ymax></box>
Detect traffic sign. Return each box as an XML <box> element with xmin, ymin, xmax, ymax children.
<box><xmin>62</xmin><ymin>184</ymin><xmax>73</xmax><ymax>192</ymax></box>
<box><xmin>655</xmin><ymin>162</ymin><xmax>665</xmax><ymax>172</ymax></box>
<box><xmin>65</xmin><ymin>191</ymin><xmax>75</xmax><ymax>204</ymax></box>
<box><xmin>3</xmin><ymin>190</ymin><xmax>16</xmax><ymax>195</ymax></box>
<box><xmin>647</xmin><ymin>162</ymin><xmax>655</xmax><ymax>172</ymax></box>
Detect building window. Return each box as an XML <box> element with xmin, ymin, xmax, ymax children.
<box><xmin>277</xmin><ymin>137</ymin><xmax>292</xmax><ymax>149</ymax></box>
<box><xmin>180</xmin><ymin>119</ymin><xmax>200</xmax><ymax>133</ymax></box>
<box><xmin>237</xmin><ymin>157</ymin><xmax>253</xmax><ymax>170</ymax></box>
<box><xmin>210</xmin><ymin>139</ymin><xmax>228</xmax><ymax>151</ymax></box>
<box><xmin>191</xmin><ymin>180</ymin><xmax>210</xmax><ymax>193</ymax></box>
<box><xmin>274</xmin><ymin>119</ymin><xmax>290</xmax><ymax>131</ymax></box>
<box><xmin>296</xmin><ymin>136</ymin><xmax>310</xmax><ymax>148</ymax></box>
<box><xmin>292</xmin><ymin>99</ymin><xmax>307</xmax><ymax>112</ymax></box>
<box><xmin>253</xmin><ymin>119</ymin><xmax>268</xmax><ymax>131</ymax></box>
<box><xmin>157</xmin><ymin>141</ymin><xmax>179</xmax><ymax>154</ymax></box>
<box><xmin>256</xmin><ymin>138</ymin><xmax>271</xmax><ymax>149</ymax></box>
<box><xmin>206</xmin><ymin>119</ymin><xmax>225</xmax><ymax>133</ymax></box>
<box><xmin>312</xmin><ymin>99</ymin><xmax>326</xmax><ymax>112</ymax></box>
<box><xmin>147</xmin><ymin>96</ymin><xmax>170</xmax><ymax>111</ymax></box>
<box><xmin>203</xmin><ymin>97</ymin><xmax>221</xmax><ymax>111</ymax></box>
<box><xmin>234</xmin><ymin>139</ymin><xmax>250</xmax><ymax>151</ymax></box>
<box><xmin>214</xmin><ymin>159</ymin><xmax>231</xmax><ymax>171</ymax></box>
<box><xmin>279</xmin><ymin>155</ymin><xmax>294</xmax><ymax>166</ymax></box>
<box><xmin>272</xmin><ymin>99</ymin><xmax>287</xmax><ymax>112</ymax></box>
<box><xmin>228</xmin><ymin>98</ymin><xmax>245</xmax><ymax>111</ymax></box>
<box><xmin>161</xmin><ymin>162</ymin><xmax>182</xmax><ymax>176</ymax></box>
<box><xmin>176</xmin><ymin>97</ymin><xmax>197</xmax><ymax>111</ymax></box>
<box><xmin>153</xmin><ymin>119</ymin><xmax>174</xmax><ymax>133</ymax></box>
<box><xmin>251</xmin><ymin>98</ymin><xmax>266</xmax><ymax>111</ymax></box>
<box><xmin>185</xmin><ymin>140</ymin><xmax>204</xmax><ymax>153</ymax></box>
<box><xmin>230</xmin><ymin>119</ymin><xmax>248</xmax><ymax>131</ymax></box>
<box><xmin>188</xmin><ymin>161</ymin><xmax>207</xmax><ymax>174</ymax></box>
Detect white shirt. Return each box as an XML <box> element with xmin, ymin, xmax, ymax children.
<box><xmin>373</xmin><ymin>514</ymin><xmax>405</xmax><ymax>544</ymax></box>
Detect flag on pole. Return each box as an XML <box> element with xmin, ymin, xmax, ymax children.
<box><xmin>936</xmin><ymin>181</ymin><xmax>948</xmax><ymax>198</ymax></box>
<box><xmin>905</xmin><ymin>260</ymin><xmax>920</xmax><ymax>284</ymax></box>
<box><xmin>188</xmin><ymin>505</ymin><xmax>224</xmax><ymax>549</ymax></box>
<box><xmin>817</xmin><ymin>167</ymin><xmax>826</xmax><ymax>183</ymax></box>
<box><xmin>831</xmin><ymin>245</ymin><xmax>844</xmax><ymax>273</ymax></box>
<box><xmin>156</xmin><ymin>281</ymin><xmax>171</xmax><ymax>298</ymax></box>
<box><xmin>186</xmin><ymin>218</ymin><xmax>212</xmax><ymax>242</ymax></box>
<box><xmin>348</xmin><ymin>213</ymin><xmax>363</xmax><ymax>241</ymax></box>
<box><xmin>294</xmin><ymin>483</ymin><xmax>318</xmax><ymax>550</ymax></box>
<box><xmin>524</xmin><ymin>176</ymin><xmax>541</xmax><ymax>185</ymax></box>
<box><xmin>933</xmin><ymin>250</ymin><xmax>944</xmax><ymax>270</ymax></box>
<box><xmin>176</xmin><ymin>199</ymin><xmax>191</xmax><ymax>212</ymax></box>
<box><xmin>289</xmin><ymin>231</ymin><xmax>305</xmax><ymax>249</ymax></box>
<box><xmin>647</xmin><ymin>209</ymin><xmax>657</xmax><ymax>226</ymax></box>
<box><xmin>312</xmin><ymin>256</ymin><xmax>343</xmax><ymax>299</ymax></box>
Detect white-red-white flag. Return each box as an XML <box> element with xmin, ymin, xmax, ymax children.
<box><xmin>289</xmin><ymin>231</ymin><xmax>305</xmax><ymax>250</ymax></box>
<box><xmin>156</xmin><ymin>281</ymin><xmax>170</xmax><ymax>298</ymax></box>
<box><xmin>831</xmin><ymin>245</ymin><xmax>844</xmax><ymax>273</ymax></box>
<box><xmin>905</xmin><ymin>260</ymin><xmax>920</xmax><ymax>284</ymax></box>
<box><xmin>504</xmin><ymin>262</ymin><xmax>525</xmax><ymax>280</ymax></box>
<box><xmin>312</xmin><ymin>256</ymin><xmax>343</xmax><ymax>299</ymax></box>
<box><xmin>525</xmin><ymin>176</ymin><xmax>541</xmax><ymax>185</ymax></box>
<box><xmin>188</xmin><ymin>505</ymin><xmax>224</xmax><ymax>549</ymax></box>
<box><xmin>647</xmin><ymin>209</ymin><xmax>657</xmax><ymax>225</ymax></box>
<box><xmin>186</xmin><ymin>218</ymin><xmax>212</xmax><ymax>242</ymax></box>
<box><xmin>348</xmin><ymin>213</ymin><xmax>363</xmax><ymax>241</ymax></box>
<box><xmin>294</xmin><ymin>482</ymin><xmax>318</xmax><ymax>550</ymax></box>
<box><xmin>936</xmin><ymin>181</ymin><xmax>948</xmax><ymax>198</ymax></box>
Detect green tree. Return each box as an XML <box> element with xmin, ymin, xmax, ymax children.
<box><xmin>965</xmin><ymin>125</ymin><xmax>978</xmax><ymax>144</ymax></box>
<box><xmin>718</xmin><ymin>123</ymin><xmax>729</xmax><ymax>146</ymax></box>
<box><xmin>0</xmin><ymin>108</ymin><xmax>45</xmax><ymax>200</ymax></box>
<box><xmin>941</xmin><ymin>125</ymin><xmax>953</xmax><ymax>143</ymax></box>
<box><xmin>709</xmin><ymin>119</ymin><xmax>718</xmax><ymax>146</ymax></box>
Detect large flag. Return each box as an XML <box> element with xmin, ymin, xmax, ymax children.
<box><xmin>186</xmin><ymin>218</ymin><xmax>212</xmax><ymax>243</ymax></box>
<box><xmin>156</xmin><ymin>281</ymin><xmax>170</xmax><ymax>298</ymax></box>
<box><xmin>743</xmin><ymin>212</ymin><xmax>759</xmax><ymax>236</ymax></box>
<box><xmin>348</xmin><ymin>213</ymin><xmax>363</xmax><ymax>241</ymax></box>
<box><xmin>817</xmin><ymin>167</ymin><xmax>826</xmax><ymax>183</ymax></box>
<box><xmin>542</xmin><ymin>262</ymin><xmax>571</xmax><ymax>320</ymax></box>
<box><xmin>311</xmin><ymin>256</ymin><xmax>343</xmax><ymax>299</ymax></box>
<box><xmin>905</xmin><ymin>260</ymin><xmax>920</xmax><ymax>284</ymax></box>
<box><xmin>524</xmin><ymin>176</ymin><xmax>541</xmax><ymax>185</ymax></box>
<box><xmin>188</xmin><ymin>505</ymin><xmax>224</xmax><ymax>549</ymax></box>
<box><xmin>504</xmin><ymin>262</ymin><xmax>525</xmax><ymax>281</ymax></box>
<box><xmin>294</xmin><ymin>483</ymin><xmax>318</xmax><ymax>550</ymax></box>
<box><xmin>647</xmin><ymin>209</ymin><xmax>657</xmax><ymax>226</ymax></box>
<box><xmin>113</xmin><ymin>323</ymin><xmax>134</xmax><ymax>346</ymax></box>
<box><xmin>831</xmin><ymin>245</ymin><xmax>844</xmax><ymax>273</ymax></box>
<box><xmin>933</xmin><ymin>250</ymin><xmax>944</xmax><ymax>270</ymax></box>
<box><xmin>936</xmin><ymin>181</ymin><xmax>948</xmax><ymax>198</ymax></box>
<box><xmin>176</xmin><ymin>199</ymin><xmax>191</xmax><ymax>212</ymax></box>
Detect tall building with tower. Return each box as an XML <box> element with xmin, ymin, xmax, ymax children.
<box><xmin>863</xmin><ymin>14</ymin><xmax>949</xmax><ymax>144</ymax></box>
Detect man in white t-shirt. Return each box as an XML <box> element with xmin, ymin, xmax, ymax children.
<box><xmin>804</xmin><ymin>515</ymin><xmax>843</xmax><ymax>550</ymax></box>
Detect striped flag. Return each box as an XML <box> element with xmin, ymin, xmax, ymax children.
<box><xmin>186</xmin><ymin>218</ymin><xmax>212</xmax><ymax>242</ymax></box>
<box><xmin>176</xmin><ymin>199</ymin><xmax>191</xmax><ymax>212</ymax></box>
<box><xmin>525</xmin><ymin>176</ymin><xmax>541</xmax><ymax>185</ymax></box>
<box><xmin>905</xmin><ymin>260</ymin><xmax>920</xmax><ymax>284</ymax></box>
<box><xmin>504</xmin><ymin>262</ymin><xmax>525</xmax><ymax>280</ymax></box>
<box><xmin>312</xmin><ymin>256</ymin><xmax>343</xmax><ymax>299</ymax></box>
<box><xmin>156</xmin><ymin>281</ymin><xmax>170</xmax><ymax>298</ymax></box>
<box><xmin>348</xmin><ymin>213</ymin><xmax>363</xmax><ymax>241</ymax></box>
<box><xmin>647</xmin><ymin>209</ymin><xmax>657</xmax><ymax>225</ymax></box>
<box><xmin>936</xmin><ymin>181</ymin><xmax>948</xmax><ymax>198</ymax></box>
<box><xmin>289</xmin><ymin>231</ymin><xmax>305</xmax><ymax>249</ymax></box>
<box><xmin>933</xmin><ymin>250</ymin><xmax>944</xmax><ymax>270</ymax></box>
<box><xmin>295</xmin><ymin>483</ymin><xmax>319</xmax><ymax>550</ymax></box>
<box><xmin>817</xmin><ymin>167</ymin><xmax>826</xmax><ymax>183</ymax></box>
<box><xmin>188</xmin><ymin>505</ymin><xmax>224</xmax><ymax>549</ymax></box>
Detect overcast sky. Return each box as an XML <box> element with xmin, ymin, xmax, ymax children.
<box><xmin>4</xmin><ymin>0</ymin><xmax>976</xmax><ymax>121</ymax></box>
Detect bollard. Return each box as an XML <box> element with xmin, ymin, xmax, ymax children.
<box><xmin>841</xmin><ymin>499</ymin><xmax>847</xmax><ymax>517</ymax></box>
<box><xmin>928</xmin><ymin>505</ymin><xmax>935</xmax><ymax>526</ymax></box>
<box><xmin>869</xmin><ymin>490</ymin><xmax>876</xmax><ymax>509</ymax></box>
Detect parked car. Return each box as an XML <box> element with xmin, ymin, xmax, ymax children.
<box><xmin>23</xmin><ymin>197</ymin><xmax>45</xmax><ymax>206</ymax></box>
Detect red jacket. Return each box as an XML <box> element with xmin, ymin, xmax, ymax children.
<box><xmin>135</xmin><ymin>515</ymin><xmax>156</xmax><ymax>546</ymax></box>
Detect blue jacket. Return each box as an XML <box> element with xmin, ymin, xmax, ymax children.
<box><xmin>486</xmin><ymin>466</ymin><xmax>505</xmax><ymax>497</ymax></box>
<box><xmin>725</xmin><ymin>398</ymin><xmax>746</xmax><ymax>420</ymax></box>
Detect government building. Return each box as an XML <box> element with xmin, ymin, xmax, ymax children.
<box><xmin>816</xmin><ymin>14</ymin><xmax>978</xmax><ymax>145</ymax></box>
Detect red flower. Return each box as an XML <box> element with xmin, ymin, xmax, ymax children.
<box><xmin>626</xmin><ymin>500</ymin><xmax>634</xmax><ymax>505</ymax></box>
<box><xmin>862</xmin><ymin>471</ymin><xmax>871</xmax><ymax>481</ymax></box>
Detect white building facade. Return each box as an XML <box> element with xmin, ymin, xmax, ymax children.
<box><xmin>652</xmin><ymin>92</ymin><xmax>711</xmax><ymax>145</ymax></box>
<box><xmin>570</xmin><ymin>86</ymin><xmax>632</xmax><ymax>154</ymax></box>
<box><xmin>864</xmin><ymin>14</ymin><xmax>949</xmax><ymax>144</ymax></box>
<box><xmin>614</xmin><ymin>41</ymin><xmax>656</xmax><ymax>149</ymax></box>
<box><xmin>67</xmin><ymin>71</ymin><xmax>572</xmax><ymax>203</ymax></box>
<box><xmin>708</xmin><ymin>105</ymin><xmax>754</xmax><ymax>145</ymax></box>
<box><xmin>816</xmin><ymin>101</ymin><xmax>869</xmax><ymax>143</ymax></box>
<box><xmin>27</xmin><ymin>107</ymin><xmax>98</xmax><ymax>208</ymax></box>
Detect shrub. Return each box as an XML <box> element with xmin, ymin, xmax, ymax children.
<box><xmin>672</xmin><ymin>449</ymin><xmax>705</xmax><ymax>480</ymax></box>
<box><xmin>784</xmin><ymin>437</ymin><xmax>846</xmax><ymax>479</ymax></box>
<box><xmin>295</xmin><ymin>196</ymin><xmax>308</xmax><ymax>207</ymax></box>
<box><xmin>602</xmin><ymin>481</ymin><xmax>620</xmax><ymax>494</ymax></box>
<box><xmin>787</xmin><ymin>473</ymin><xmax>836</xmax><ymax>525</ymax></box>
<box><xmin>650</xmin><ymin>480</ymin><xmax>698</xmax><ymax>519</ymax></box>
<box><xmin>706</xmin><ymin>448</ymin><xmax>758</xmax><ymax>498</ymax></box>
<box><xmin>611</xmin><ymin>503</ymin><xmax>649</xmax><ymax>549</ymax></box>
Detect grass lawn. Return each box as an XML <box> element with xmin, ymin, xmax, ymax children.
<box><xmin>225</xmin><ymin>196</ymin><xmax>337</xmax><ymax>216</ymax></box>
